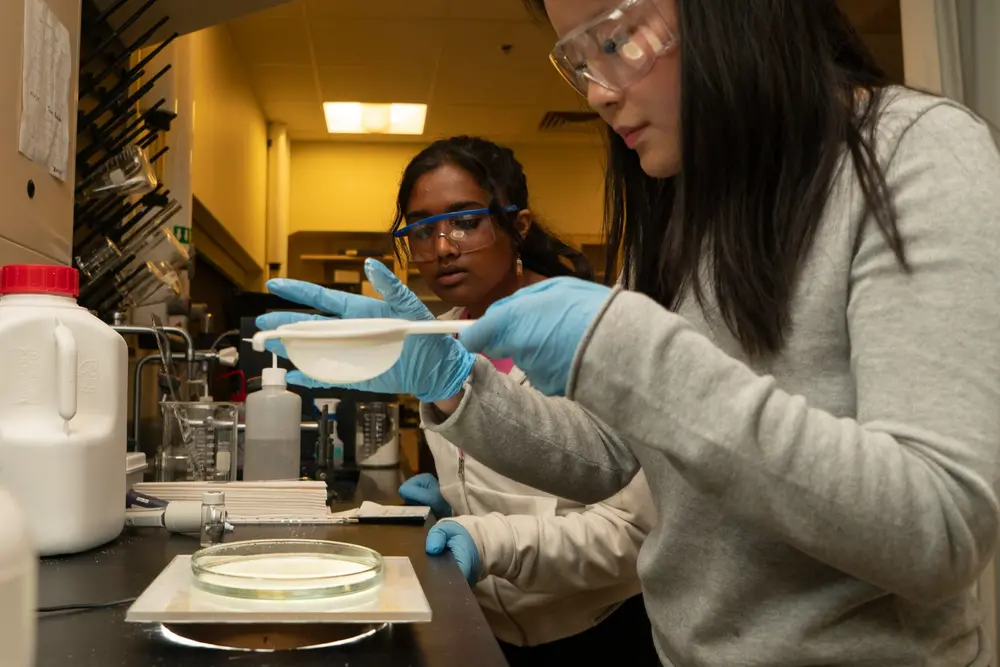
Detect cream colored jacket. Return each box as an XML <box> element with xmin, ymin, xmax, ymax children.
<box><xmin>421</xmin><ymin>307</ymin><xmax>656</xmax><ymax>647</ymax></box>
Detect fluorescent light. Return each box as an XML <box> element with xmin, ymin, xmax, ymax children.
<box><xmin>323</xmin><ymin>102</ymin><xmax>426</xmax><ymax>135</ymax></box>
<box><xmin>323</xmin><ymin>102</ymin><xmax>363</xmax><ymax>133</ymax></box>
<box><xmin>388</xmin><ymin>104</ymin><xmax>426</xmax><ymax>134</ymax></box>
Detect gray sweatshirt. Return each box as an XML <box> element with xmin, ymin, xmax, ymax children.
<box><xmin>421</xmin><ymin>89</ymin><xmax>1000</xmax><ymax>666</ymax></box>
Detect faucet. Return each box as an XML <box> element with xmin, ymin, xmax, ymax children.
<box><xmin>114</xmin><ymin>325</ymin><xmax>194</xmax><ymax>450</ymax></box>
<box><xmin>127</xmin><ymin>347</ymin><xmax>240</xmax><ymax>451</ymax></box>
<box><xmin>112</xmin><ymin>325</ymin><xmax>196</xmax><ymax>382</ymax></box>
<box><xmin>132</xmin><ymin>353</ymin><xmax>163</xmax><ymax>448</ymax></box>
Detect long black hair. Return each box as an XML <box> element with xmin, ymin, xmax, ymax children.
<box><xmin>391</xmin><ymin>136</ymin><xmax>594</xmax><ymax>281</ymax></box>
<box><xmin>526</xmin><ymin>0</ymin><xmax>903</xmax><ymax>356</ymax></box>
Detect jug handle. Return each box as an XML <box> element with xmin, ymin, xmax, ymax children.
<box><xmin>54</xmin><ymin>320</ymin><xmax>78</xmax><ymax>422</ymax></box>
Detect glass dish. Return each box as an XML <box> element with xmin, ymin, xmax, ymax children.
<box><xmin>191</xmin><ymin>539</ymin><xmax>384</xmax><ymax>600</ymax></box>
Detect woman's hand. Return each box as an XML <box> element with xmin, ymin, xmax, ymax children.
<box><xmin>426</xmin><ymin>521</ymin><xmax>481</xmax><ymax>585</ymax></box>
<box><xmin>257</xmin><ymin>259</ymin><xmax>433</xmax><ymax>330</ymax></box>
<box><xmin>255</xmin><ymin>260</ymin><xmax>475</xmax><ymax>403</ymax></box>
<box><xmin>398</xmin><ymin>473</ymin><xmax>452</xmax><ymax>519</ymax></box>
<box><xmin>460</xmin><ymin>278</ymin><xmax>612</xmax><ymax>396</ymax></box>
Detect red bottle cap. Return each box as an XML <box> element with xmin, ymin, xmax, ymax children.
<box><xmin>0</xmin><ymin>264</ymin><xmax>80</xmax><ymax>297</ymax></box>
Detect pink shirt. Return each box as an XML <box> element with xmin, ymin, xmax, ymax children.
<box><xmin>461</xmin><ymin>309</ymin><xmax>515</xmax><ymax>375</ymax></box>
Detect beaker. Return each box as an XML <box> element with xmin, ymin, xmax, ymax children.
<box><xmin>157</xmin><ymin>401</ymin><xmax>239</xmax><ymax>482</ymax></box>
<box><xmin>355</xmin><ymin>402</ymin><xmax>399</xmax><ymax>468</ymax></box>
<box><xmin>78</xmin><ymin>144</ymin><xmax>157</xmax><ymax>201</ymax></box>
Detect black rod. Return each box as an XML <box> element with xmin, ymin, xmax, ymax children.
<box><xmin>86</xmin><ymin>97</ymin><xmax>165</xmax><ymax>152</ymax></box>
<box><xmin>148</xmin><ymin>145</ymin><xmax>169</xmax><ymax>164</ymax></box>
<box><xmin>78</xmin><ymin>68</ymin><xmax>147</xmax><ymax>128</ymax></box>
<box><xmin>78</xmin><ymin>98</ymin><xmax>165</xmax><ymax>163</ymax></box>
<box><xmin>107</xmin><ymin>190</ymin><xmax>172</xmax><ymax>243</ymax></box>
<box><xmin>75</xmin><ymin>185</ymin><xmax>166</xmax><ymax>245</ymax></box>
<box><xmin>76</xmin><ymin>192</ymin><xmax>126</xmax><ymax>228</ymax></box>
<box><xmin>79</xmin><ymin>258</ymin><xmax>136</xmax><ymax>302</ymax></box>
<box><xmin>138</xmin><ymin>130</ymin><xmax>159</xmax><ymax>149</ymax></box>
<box><xmin>105</xmin><ymin>125</ymin><xmax>149</xmax><ymax>160</ymax></box>
<box><xmin>81</xmin><ymin>187</ymin><xmax>148</xmax><ymax>233</ymax></box>
<box><xmin>81</xmin><ymin>0</ymin><xmax>158</xmax><ymax>70</ymax></box>
<box><xmin>81</xmin><ymin>112</ymin><xmax>148</xmax><ymax>165</ymax></box>
<box><xmin>79</xmin><ymin>64</ymin><xmax>169</xmax><ymax>132</ymax></box>
<box><xmin>81</xmin><ymin>17</ymin><xmax>172</xmax><ymax>98</ymax></box>
<box><xmin>86</xmin><ymin>0</ymin><xmax>132</xmax><ymax>30</ymax></box>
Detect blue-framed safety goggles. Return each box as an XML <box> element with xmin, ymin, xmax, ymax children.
<box><xmin>394</xmin><ymin>204</ymin><xmax>518</xmax><ymax>262</ymax></box>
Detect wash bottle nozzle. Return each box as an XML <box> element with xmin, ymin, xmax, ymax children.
<box><xmin>261</xmin><ymin>352</ymin><xmax>286</xmax><ymax>387</ymax></box>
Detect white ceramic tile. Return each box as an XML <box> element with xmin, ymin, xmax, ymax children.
<box><xmin>126</xmin><ymin>556</ymin><xmax>431</xmax><ymax>624</ymax></box>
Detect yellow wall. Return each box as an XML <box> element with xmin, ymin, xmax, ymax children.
<box><xmin>190</xmin><ymin>25</ymin><xmax>268</xmax><ymax>268</ymax></box>
<box><xmin>289</xmin><ymin>141</ymin><xmax>606</xmax><ymax>238</ymax></box>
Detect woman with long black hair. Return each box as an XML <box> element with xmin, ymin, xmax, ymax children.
<box><xmin>260</xmin><ymin>1</ymin><xmax>1000</xmax><ymax>664</ymax></box>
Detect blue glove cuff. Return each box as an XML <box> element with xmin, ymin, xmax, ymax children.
<box><xmin>415</xmin><ymin>349</ymin><xmax>476</xmax><ymax>403</ymax></box>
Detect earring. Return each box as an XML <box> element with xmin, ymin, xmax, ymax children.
<box><xmin>516</xmin><ymin>256</ymin><xmax>523</xmax><ymax>276</ymax></box>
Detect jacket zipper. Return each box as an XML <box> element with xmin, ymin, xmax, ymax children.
<box><xmin>458</xmin><ymin>449</ymin><xmax>473</xmax><ymax>515</ymax></box>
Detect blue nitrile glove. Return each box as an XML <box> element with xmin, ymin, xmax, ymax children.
<box><xmin>255</xmin><ymin>260</ymin><xmax>476</xmax><ymax>402</ymax></box>
<box><xmin>426</xmin><ymin>521</ymin><xmax>481</xmax><ymax>585</ymax></box>
<box><xmin>398</xmin><ymin>473</ymin><xmax>452</xmax><ymax>519</ymax></box>
<box><xmin>256</xmin><ymin>259</ymin><xmax>433</xmax><ymax>357</ymax></box>
<box><xmin>460</xmin><ymin>277</ymin><xmax>612</xmax><ymax>396</ymax></box>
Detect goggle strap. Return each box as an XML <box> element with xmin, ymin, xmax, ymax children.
<box><xmin>490</xmin><ymin>203</ymin><xmax>520</xmax><ymax>218</ymax></box>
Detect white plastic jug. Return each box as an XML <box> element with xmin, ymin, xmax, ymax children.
<box><xmin>0</xmin><ymin>265</ymin><xmax>128</xmax><ymax>556</ymax></box>
<box><xmin>0</xmin><ymin>485</ymin><xmax>36</xmax><ymax>667</ymax></box>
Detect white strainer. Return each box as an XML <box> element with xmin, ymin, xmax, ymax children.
<box><xmin>251</xmin><ymin>318</ymin><xmax>474</xmax><ymax>384</ymax></box>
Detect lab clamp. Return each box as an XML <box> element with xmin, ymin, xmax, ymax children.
<box><xmin>116</xmin><ymin>324</ymin><xmax>345</xmax><ymax>483</ymax></box>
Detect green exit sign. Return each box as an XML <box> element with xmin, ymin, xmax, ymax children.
<box><xmin>173</xmin><ymin>225</ymin><xmax>190</xmax><ymax>244</ymax></box>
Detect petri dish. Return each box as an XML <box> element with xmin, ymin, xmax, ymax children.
<box><xmin>191</xmin><ymin>539</ymin><xmax>384</xmax><ymax>600</ymax></box>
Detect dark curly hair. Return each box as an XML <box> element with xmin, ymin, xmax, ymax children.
<box><xmin>391</xmin><ymin>135</ymin><xmax>594</xmax><ymax>281</ymax></box>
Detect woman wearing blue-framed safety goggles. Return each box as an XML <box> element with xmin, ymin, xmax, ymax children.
<box><xmin>253</xmin><ymin>135</ymin><xmax>660</xmax><ymax>667</ymax></box>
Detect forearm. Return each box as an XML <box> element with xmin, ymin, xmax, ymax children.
<box><xmin>433</xmin><ymin>392</ymin><xmax>463</xmax><ymax>417</ymax></box>
<box><xmin>568</xmin><ymin>290</ymin><xmax>1000</xmax><ymax>603</ymax></box>
<box><xmin>421</xmin><ymin>357</ymin><xmax>638</xmax><ymax>504</ymax></box>
<box><xmin>452</xmin><ymin>506</ymin><xmax>646</xmax><ymax>595</ymax></box>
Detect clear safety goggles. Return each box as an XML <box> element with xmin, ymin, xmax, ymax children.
<box><xmin>549</xmin><ymin>0</ymin><xmax>675</xmax><ymax>97</ymax></box>
<box><xmin>394</xmin><ymin>204</ymin><xmax>518</xmax><ymax>263</ymax></box>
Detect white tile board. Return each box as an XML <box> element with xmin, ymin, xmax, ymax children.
<box><xmin>126</xmin><ymin>556</ymin><xmax>431</xmax><ymax>624</ymax></box>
